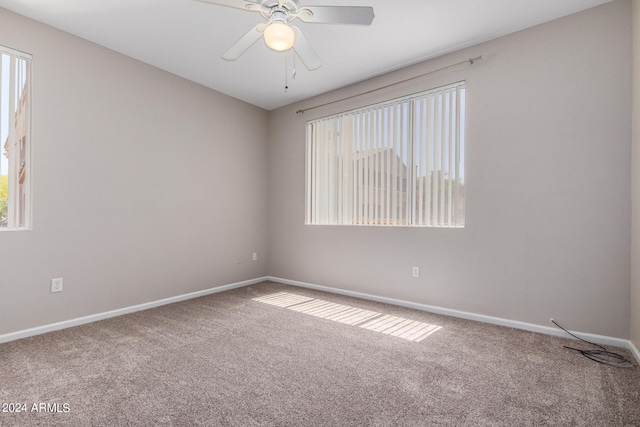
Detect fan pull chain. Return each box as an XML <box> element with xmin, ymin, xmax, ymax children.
<box><xmin>292</xmin><ymin>51</ymin><xmax>297</xmax><ymax>80</ymax></box>
<box><xmin>284</xmin><ymin>50</ymin><xmax>298</xmax><ymax>93</ymax></box>
<box><xmin>284</xmin><ymin>53</ymin><xmax>289</xmax><ymax>93</ymax></box>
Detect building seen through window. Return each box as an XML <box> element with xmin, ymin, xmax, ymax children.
<box><xmin>306</xmin><ymin>82</ymin><xmax>465</xmax><ymax>228</ymax></box>
<box><xmin>1</xmin><ymin>47</ymin><xmax>31</xmax><ymax>230</ymax></box>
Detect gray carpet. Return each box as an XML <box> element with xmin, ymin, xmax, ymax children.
<box><xmin>1</xmin><ymin>281</ymin><xmax>639</xmax><ymax>426</ymax></box>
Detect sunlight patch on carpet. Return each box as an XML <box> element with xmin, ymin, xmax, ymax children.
<box><xmin>252</xmin><ymin>291</ymin><xmax>441</xmax><ymax>342</ymax></box>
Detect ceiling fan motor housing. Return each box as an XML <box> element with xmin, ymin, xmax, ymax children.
<box><xmin>260</xmin><ymin>0</ymin><xmax>300</xmax><ymax>22</ymax></box>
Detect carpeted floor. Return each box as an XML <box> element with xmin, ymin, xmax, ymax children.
<box><xmin>1</xmin><ymin>281</ymin><xmax>639</xmax><ymax>426</ymax></box>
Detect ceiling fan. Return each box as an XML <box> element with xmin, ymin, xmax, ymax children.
<box><xmin>194</xmin><ymin>0</ymin><xmax>375</xmax><ymax>71</ymax></box>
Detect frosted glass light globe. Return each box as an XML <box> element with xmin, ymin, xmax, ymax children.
<box><xmin>264</xmin><ymin>22</ymin><xmax>295</xmax><ymax>52</ymax></box>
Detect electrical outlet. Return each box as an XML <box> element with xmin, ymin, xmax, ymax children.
<box><xmin>51</xmin><ymin>278</ymin><xmax>63</xmax><ymax>293</ymax></box>
<box><xmin>412</xmin><ymin>267</ymin><xmax>420</xmax><ymax>278</ymax></box>
<box><xmin>252</xmin><ymin>252</ymin><xmax>257</xmax><ymax>261</ymax></box>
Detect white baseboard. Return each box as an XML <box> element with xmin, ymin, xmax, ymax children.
<box><xmin>3</xmin><ymin>275</ymin><xmax>639</xmax><ymax>366</ymax></box>
<box><xmin>266</xmin><ymin>276</ymin><xmax>638</xmax><ymax>362</ymax></box>
<box><xmin>0</xmin><ymin>277</ymin><xmax>269</xmax><ymax>345</ymax></box>
<box><xmin>630</xmin><ymin>340</ymin><xmax>640</xmax><ymax>365</ymax></box>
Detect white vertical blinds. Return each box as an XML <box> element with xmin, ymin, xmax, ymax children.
<box><xmin>306</xmin><ymin>81</ymin><xmax>465</xmax><ymax>227</ymax></box>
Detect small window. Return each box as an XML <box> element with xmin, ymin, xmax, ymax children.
<box><xmin>306</xmin><ymin>82</ymin><xmax>465</xmax><ymax>227</ymax></box>
<box><xmin>1</xmin><ymin>45</ymin><xmax>31</xmax><ymax>230</ymax></box>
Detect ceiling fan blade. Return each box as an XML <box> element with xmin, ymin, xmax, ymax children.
<box><xmin>292</xmin><ymin>26</ymin><xmax>322</xmax><ymax>71</ymax></box>
<box><xmin>296</xmin><ymin>6</ymin><xmax>374</xmax><ymax>25</ymax></box>
<box><xmin>222</xmin><ymin>23</ymin><xmax>266</xmax><ymax>61</ymax></box>
<box><xmin>192</xmin><ymin>0</ymin><xmax>263</xmax><ymax>12</ymax></box>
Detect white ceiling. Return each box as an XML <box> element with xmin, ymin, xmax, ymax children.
<box><xmin>0</xmin><ymin>0</ymin><xmax>612</xmax><ymax>110</ymax></box>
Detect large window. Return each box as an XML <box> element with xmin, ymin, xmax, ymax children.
<box><xmin>306</xmin><ymin>82</ymin><xmax>465</xmax><ymax>227</ymax></box>
<box><xmin>0</xmin><ymin>46</ymin><xmax>31</xmax><ymax>230</ymax></box>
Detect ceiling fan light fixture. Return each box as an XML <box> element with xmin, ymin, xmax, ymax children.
<box><xmin>209</xmin><ymin>0</ymin><xmax>374</xmax><ymax>70</ymax></box>
<box><xmin>263</xmin><ymin>21</ymin><xmax>295</xmax><ymax>52</ymax></box>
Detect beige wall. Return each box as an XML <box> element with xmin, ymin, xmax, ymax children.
<box><xmin>268</xmin><ymin>0</ymin><xmax>632</xmax><ymax>338</ymax></box>
<box><xmin>632</xmin><ymin>0</ymin><xmax>640</xmax><ymax>349</ymax></box>
<box><xmin>0</xmin><ymin>8</ymin><xmax>269</xmax><ymax>335</ymax></box>
<box><xmin>1</xmin><ymin>1</ymin><xmax>634</xmax><ymax>342</ymax></box>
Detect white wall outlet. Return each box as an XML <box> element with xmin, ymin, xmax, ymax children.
<box><xmin>51</xmin><ymin>278</ymin><xmax>63</xmax><ymax>293</ymax></box>
<box><xmin>252</xmin><ymin>252</ymin><xmax>257</xmax><ymax>261</ymax></box>
<box><xmin>412</xmin><ymin>267</ymin><xmax>420</xmax><ymax>278</ymax></box>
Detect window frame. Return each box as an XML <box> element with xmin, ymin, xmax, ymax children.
<box><xmin>0</xmin><ymin>44</ymin><xmax>32</xmax><ymax>231</ymax></box>
<box><xmin>305</xmin><ymin>81</ymin><xmax>466</xmax><ymax>228</ymax></box>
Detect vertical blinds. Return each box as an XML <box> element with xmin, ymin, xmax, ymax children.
<box><xmin>306</xmin><ymin>81</ymin><xmax>465</xmax><ymax>227</ymax></box>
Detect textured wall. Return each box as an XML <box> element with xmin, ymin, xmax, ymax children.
<box><xmin>0</xmin><ymin>8</ymin><xmax>269</xmax><ymax>335</ymax></box>
<box><xmin>268</xmin><ymin>1</ymin><xmax>632</xmax><ymax>338</ymax></box>
<box><xmin>632</xmin><ymin>0</ymin><xmax>640</xmax><ymax>349</ymax></box>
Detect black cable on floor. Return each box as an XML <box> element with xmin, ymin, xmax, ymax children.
<box><xmin>550</xmin><ymin>319</ymin><xmax>634</xmax><ymax>368</ymax></box>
